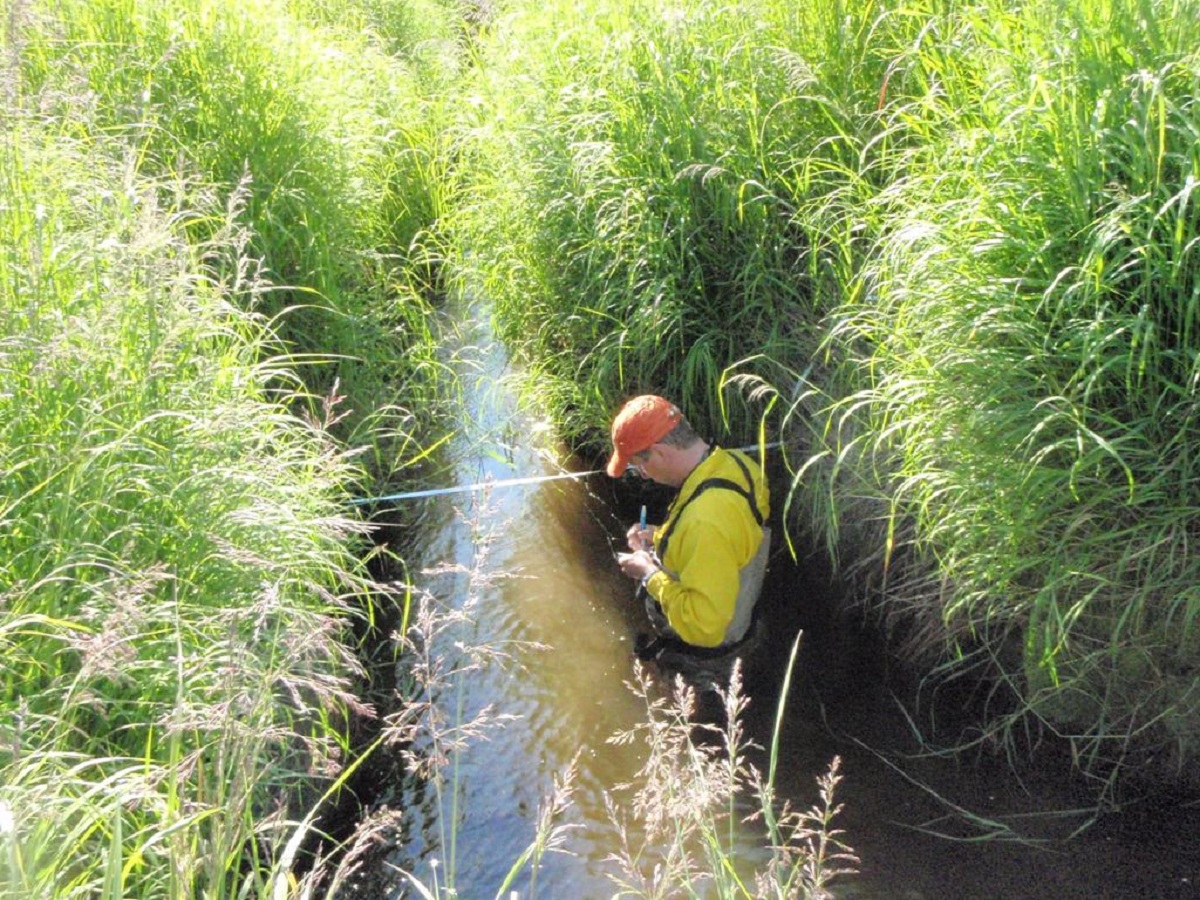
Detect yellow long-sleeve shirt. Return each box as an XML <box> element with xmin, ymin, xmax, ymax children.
<box><xmin>643</xmin><ymin>447</ymin><xmax>770</xmax><ymax>647</ymax></box>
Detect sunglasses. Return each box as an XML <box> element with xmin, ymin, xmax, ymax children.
<box><xmin>623</xmin><ymin>445</ymin><xmax>656</xmax><ymax>476</ymax></box>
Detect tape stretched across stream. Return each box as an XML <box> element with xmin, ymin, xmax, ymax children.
<box><xmin>349</xmin><ymin>443</ymin><xmax>781</xmax><ymax>507</ymax></box>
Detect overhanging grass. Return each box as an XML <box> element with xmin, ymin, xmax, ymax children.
<box><xmin>811</xmin><ymin>0</ymin><xmax>1200</xmax><ymax>793</ymax></box>
<box><xmin>443</xmin><ymin>0</ymin><xmax>893</xmax><ymax>445</ymax></box>
<box><xmin>0</xmin><ymin>112</ymin><xmax>378</xmax><ymax>896</ymax></box>
<box><xmin>1</xmin><ymin>0</ymin><xmax>470</xmax><ymax>894</ymax></box>
<box><xmin>0</xmin><ymin>39</ymin><xmax>422</xmax><ymax>900</ymax></box>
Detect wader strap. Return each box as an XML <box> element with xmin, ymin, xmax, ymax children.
<box><xmin>657</xmin><ymin>449</ymin><xmax>764</xmax><ymax>563</ymax></box>
<box><xmin>640</xmin><ymin>450</ymin><xmax>768</xmax><ymax>657</ymax></box>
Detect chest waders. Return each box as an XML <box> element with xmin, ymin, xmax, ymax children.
<box><xmin>637</xmin><ymin>449</ymin><xmax>771</xmax><ymax>665</ymax></box>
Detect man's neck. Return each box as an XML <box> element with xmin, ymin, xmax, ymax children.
<box><xmin>668</xmin><ymin>440</ymin><xmax>711</xmax><ymax>487</ymax></box>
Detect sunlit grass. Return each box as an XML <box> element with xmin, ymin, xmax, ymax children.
<box><xmin>801</xmin><ymin>0</ymin><xmax>1200</xmax><ymax>796</ymax></box>
<box><xmin>604</xmin><ymin>642</ymin><xmax>855</xmax><ymax>899</ymax></box>
<box><xmin>0</xmin><ymin>0</ymin><xmax>468</xmax><ymax>892</ymax></box>
<box><xmin>10</xmin><ymin>0</ymin><xmax>460</xmax><ymax>479</ymax></box>
<box><xmin>9</xmin><ymin>0</ymin><xmax>1200</xmax><ymax>895</ymax></box>
<box><xmin>0</xmin><ymin>113</ymin><xmax>383</xmax><ymax>896</ymax></box>
<box><xmin>441</xmin><ymin>0</ymin><xmax>885</xmax><ymax>445</ymax></box>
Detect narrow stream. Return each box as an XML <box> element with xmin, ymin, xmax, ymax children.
<box><xmin>343</xmin><ymin>301</ymin><xmax>1200</xmax><ymax>899</ymax></box>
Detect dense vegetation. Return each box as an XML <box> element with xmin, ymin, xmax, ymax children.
<box><xmin>451</xmin><ymin>0</ymin><xmax>1200</xmax><ymax>802</ymax></box>
<box><xmin>4</xmin><ymin>0</ymin><xmax>1199</xmax><ymax>895</ymax></box>
<box><xmin>1</xmin><ymin>0</ymin><xmax>456</xmax><ymax>895</ymax></box>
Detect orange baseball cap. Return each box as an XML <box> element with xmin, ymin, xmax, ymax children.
<box><xmin>606</xmin><ymin>395</ymin><xmax>681</xmax><ymax>477</ymax></box>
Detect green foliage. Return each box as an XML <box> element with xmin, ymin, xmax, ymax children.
<box><xmin>445</xmin><ymin>0</ymin><xmax>889</xmax><ymax>444</ymax></box>
<box><xmin>815</xmin><ymin>0</ymin><xmax>1200</xmax><ymax>793</ymax></box>
<box><xmin>0</xmin><ymin>0</ymin><xmax>464</xmax><ymax>894</ymax></box>
<box><xmin>286</xmin><ymin>0</ymin><xmax>467</xmax><ymax>68</ymax></box>
<box><xmin>9</xmin><ymin>0</ymin><xmax>1200</xmax><ymax>893</ymax></box>
<box><xmin>450</xmin><ymin>0</ymin><xmax>1200</xmax><ymax>796</ymax></box>
<box><xmin>0</xmin><ymin>113</ymin><xmax>376</xmax><ymax>896</ymax></box>
<box><xmin>10</xmin><ymin>0</ymin><xmax>455</xmax><ymax>472</ymax></box>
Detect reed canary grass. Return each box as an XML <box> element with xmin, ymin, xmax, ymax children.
<box><xmin>11</xmin><ymin>0</ymin><xmax>459</xmax><ymax>479</ymax></box>
<box><xmin>1</xmin><ymin>0</ymin><xmax>462</xmax><ymax>893</ymax></box>
<box><xmin>449</xmin><ymin>0</ymin><xmax>1200</xmax><ymax>798</ymax></box>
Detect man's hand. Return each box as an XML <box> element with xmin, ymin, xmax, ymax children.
<box><xmin>625</xmin><ymin>522</ymin><xmax>656</xmax><ymax>551</ymax></box>
<box><xmin>616</xmin><ymin>549</ymin><xmax>658</xmax><ymax>581</ymax></box>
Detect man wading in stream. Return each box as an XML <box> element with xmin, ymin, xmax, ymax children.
<box><xmin>607</xmin><ymin>394</ymin><xmax>771</xmax><ymax>699</ymax></box>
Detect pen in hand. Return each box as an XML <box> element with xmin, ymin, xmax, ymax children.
<box><xmin>618</xmin><ymin>505</ymin><xmax>653</xmax><ymax>569</ymax></box>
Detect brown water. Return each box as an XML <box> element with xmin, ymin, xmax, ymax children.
<box><xmin>342</xmin><ymin>305</ymin><xmax>1200</xmax><ymax>899</ymax></box>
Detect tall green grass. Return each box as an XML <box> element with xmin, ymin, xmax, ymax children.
<box><xmin>444</xmin><ymin>0</ymin><xmax>891</xmax><ymax>445</ymax></box>
<box><xmin>0</xmin><ymin>112</ymin><xmax>376</xmax><ymax>896</ymax></box>
<box><xmin>452</xmin><ymin>0</ymin><xmax>1200</xmax><ymax>797</ymax></box>
<box><xmin>10</xmin><ymin>0</ymin><xmax>461</xmax><ymax>478</ymax></box>
<box><xmin>821</xmin><ymin>0</ymin><xmax>1200</xmax><ymax>793</ymax></box>
<box><xmin>0</xmin><ymin>0</ymin><xmax>471</xmax><ymax>894</ymax></box>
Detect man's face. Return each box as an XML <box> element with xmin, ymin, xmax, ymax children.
<box><xmin>627</xmin><ymin>444</ymin><xmax>662</xmax><ymax>482</ymax></box>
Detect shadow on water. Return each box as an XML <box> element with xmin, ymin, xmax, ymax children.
<box><xmin>337</xmin><ymin>300</ymin><xmax>1200</xmax><ymax>899</ymax></box>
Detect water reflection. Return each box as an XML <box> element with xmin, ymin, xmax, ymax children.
<box><xmin>381</xmin><ymin>440</ymin><xmax>771</xmax><ymax>895</ymax></box>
